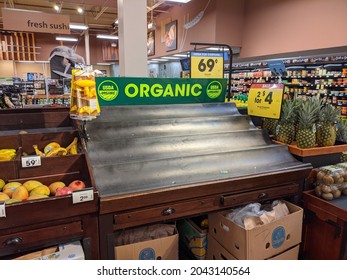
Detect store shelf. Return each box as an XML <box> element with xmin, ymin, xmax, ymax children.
<box><xmin>273</xmin><ymin>140</ymin><xmax>347</xmax><ymax>157</ymax></box>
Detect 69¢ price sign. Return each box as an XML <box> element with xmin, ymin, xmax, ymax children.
<box><xmin>190</xmin><ymin>51</ymin><xmax>224</xmax><ymax>78</ymax></box>
<box><xmin>247</xmin><ymin>84</ymin><xmax>284</xmax><ymax>119</ymax></box>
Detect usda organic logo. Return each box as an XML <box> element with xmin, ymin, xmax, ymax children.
<box><xmin>98</xmin><ymin>80</ymin><xmax>119</xmax><ymax>101</ymax></box>
<box><xmin>206</xmin><ymin>81</ymin><xmax>223</xmax><ymax>99</ymax></box>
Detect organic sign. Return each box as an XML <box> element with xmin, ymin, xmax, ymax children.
<box><xmin>190</xmin><ymin>52</ymin><xmax>224</xmax><ymax>79</ymax></box>
<box><xmin>2</xmin><ymin>8</ymin><xmax>70</xmax><ymax>34</ymax></box>
<box><xmin>95</xmin><ymin>77</ymin><xmax>227</xmax><ymax>106</ymax></box>
<box><xmin>247</xmin><ymin>84</ymin><xmax>284</xmax><ymax>119</ymax></box>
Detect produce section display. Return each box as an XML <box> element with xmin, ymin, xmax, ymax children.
<box><xmin>266</xmin><ymin>97</ymin><xmax>343</xmax><ymax>149</ymax></box>
<box><xmin>0</xmin><ymin>178</ymin><xmax>86</xmax><ymax>204</ymax></box>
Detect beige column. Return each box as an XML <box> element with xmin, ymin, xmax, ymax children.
<box><xmin>117</xmin><ymin>0</ymin><xmax>148</xmax><ymax>77</ymax></box>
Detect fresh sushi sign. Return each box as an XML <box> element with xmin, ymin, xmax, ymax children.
<box><xmin>247</xmin><ymin>84</ymin><xmax>284</xmax><ymax>119</ymax></box>
<box><xmin>95</xmin><ymin>77</ymin><xmax>227</xmax><ymax>106</ymax></box>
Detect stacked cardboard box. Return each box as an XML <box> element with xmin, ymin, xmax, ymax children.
<box><xmin>207</xmin><ymin>201</ymin><xmax>303</xmax><ymax>260</ymax></box>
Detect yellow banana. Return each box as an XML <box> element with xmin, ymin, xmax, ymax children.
<box><xmin>65</xmin><ymin>137</ymin><xmax>78</xmax><ymax>155</ymax></box>
<box><xmin>0</xmin><ymin>155</ymin><xmax>13</xmax><ymax>161</ymax></box>
<box><xmin>33</xmin><ymin>145</ymin><xmax>45</xmax><ymax>157</ymax></box>
<box><xmin>44</xmin><ymin>142</ymin><xmax>61</xmax><ymax>154</ymax></box>
<box><xmin>46</xmin><ymin>147</ymin><xmax>67</xmax><ymax>157</ymax></box>
<box><xmin>0</xmin><ymin>149</ymin><xmax>16</xmax><ymax>154</ymax></box>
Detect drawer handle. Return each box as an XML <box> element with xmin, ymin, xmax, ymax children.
<box><xmin>161</xmin><ymin>208</ymin><xmax>175</xmax><ymax>216</ymax></box>
<box><xmin>258</xmin><ymin>192</ymin><xmax>268</xmax><ymax>199</ymax></box>
<box><xmin>4</xmin><ymin>237</ymin><xmax>23</xmax><ymax>246</ymax></box>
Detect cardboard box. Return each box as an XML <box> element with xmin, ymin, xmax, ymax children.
<box><xmin>207</xmin><ymin>234</ymin><xmax>299</xmax><ymax>260</ymax></box>
<box><xmin>208</xmin><ymin>201</ymin><xmax>303</xmax><ymax>260</ymax></box>
<box><xmin>14</xmin><ymin>241</ymin><xmax>85</xmax><ymax>260</ymax></box>
<box><xmin>177</xmin><ymin>216</ymin><xmax>208</xmax><ymax>260</ymax></box>
<box><xmin>114</xmin><ymin>229</ymin><xmax>179</xmax><ymax>260</ymax></box>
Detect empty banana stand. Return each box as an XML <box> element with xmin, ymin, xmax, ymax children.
<box><xmin>83</xmin><ymin>102</ymin><xmax>312</xmax><ymax>259</ymax></box>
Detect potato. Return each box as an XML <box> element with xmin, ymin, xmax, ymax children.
<box><xmin>342</xmin><ymin>188</ymin><xmax>347</xmax><ymax>196</ymax></box>
<box><xmin>332</xmin><ymin>173</ymin><xmax>342</xmax><ymax>184</ymax></box>
<box><xmin>322</xmin><ymin>175</ymin><xmax>334</xmax><ymax>185</ymax></box>
<box><xmin>321</xmin><ymin>184</ymin><xmax>331</xmax><ymax>194</ymax></box>
<box><xmin>316</xmin><ymin>171</ymin><xmax>326</xmax><ymax>181</ymax></box>
<box><xmin>332</xmin><ymin>189</ymin><xmax>341</xmax><ymax>199</ymax></box>
<box><xmin>330</xmin><ymin>185</ymin><xmax>338</xmax><ymax>191</ymax></box>
<box><xmin>322</xmin><ymin>192</ymin><xmax>334</xmax><ymax>200</ymax></box>
<box><xmin>314</xmin><ymin>185</ymin><xmax>322</xmax><ymax>197</ymax></box>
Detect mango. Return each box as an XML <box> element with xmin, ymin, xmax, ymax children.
<box><xmin>30</xmin><ymin>185</ymin><xmax>50</xmax><ymax>196</ymax></box>
<box><xmin>12</xmin><ymin>186</ymin><xmax>29</xmax><ymax>201</ymax></box>
<box><xmin>27</xmin><ymin>193</ymin><xmax>49</xmax><ymax>200</ymax></box>
<box><xmin>5</xmin><ymin>198</ymin><xmax>21</xmax><ymax>204</ymax></box>
<box><xmin>23</xmin><ymin>180</ymin><xmax>43</xmax><ymax>192</ymax></box>
<box><xmin>3</xmin><ymin>182</ymin><xmax>21</xmax><ymax>198</ymax></box>
<box><xmin>48</xmin><ymin>181</ymin><xmax>65</xmax><ymax>195</ymax></box>
<box><xmin>0</xmin><ymin>192</ymin><xmax>10</xmax><ymax>201</ymax></box>
<box><xmin>0</xmin><ymin>178</ymin><xmax>5</xmax><ymax>191</ymax></box>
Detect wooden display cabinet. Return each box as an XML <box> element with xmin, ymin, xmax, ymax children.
<box><xmin>0</xmin><ymin>108</ymin><xmax>99</xmax><ymax>259</ymax></box>
<box><xmin>302</xmin><ymin>190</ymin><xmax>347</xmax><ymax>260</ymax></box>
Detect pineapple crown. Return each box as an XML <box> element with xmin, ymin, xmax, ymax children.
<box><xmin>279</xmin><ymin>99</ymin><xmax>297</xmax><ymax>124</ymax></box>
<box><xmin>336</xmin><ymin>118</ymin><xmax>347</xmax><ymax>142</ymax></box>
<box><xmin>319</xmin><ymin>103</ymin><xmax>341</xmax><ymax>124</ymax></box>
<box><xmin>296</xmin><ymin>97</ymin><xmax>322</xmax><ymax>129</ymax></box>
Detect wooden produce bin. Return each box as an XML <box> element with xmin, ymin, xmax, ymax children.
<box><xmin>84</xmin><ymin>103</ymin><xmax>312</xmax><ymax>259</ymax></box>
<box><xmin>0</xmin><ymin>108</ymin><xmax>99</xmax><ymax>260</ymax></box>
<box><xmin>302</xmin><ymin>190</ymin><xmax>347</xmax><ymax>260</ymax></box>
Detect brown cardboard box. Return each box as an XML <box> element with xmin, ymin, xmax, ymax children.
<box><xmin>207</xmin><ymin>234</ymin><xmax>299</xmax><ymax>260</ymax></box>
<box><xmin>114</xmin><ymin>229</ymin><xmax>179</xmax><ymax>260</ymax></box>
<box><xmin>208</xmin><ymin>201</ymin><xmax>303</xmax><ymax>260</ymax></box>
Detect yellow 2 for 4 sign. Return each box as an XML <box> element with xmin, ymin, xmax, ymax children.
<box><xmin>247</xmin><ymin>84</ymin><xmax>284</xmax><ymax>119</ymax></box>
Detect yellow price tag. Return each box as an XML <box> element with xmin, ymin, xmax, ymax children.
<box><xmin>190</xmin><ymin>51</ymin><xmax>224</xmax><ymax>78</ymax></box>
<box><xmin>247</xmin><ymin>84</ymin><xmax>284</xmax><ymax>119</ymax></box>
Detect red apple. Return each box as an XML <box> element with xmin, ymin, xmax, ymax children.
<box><xmin>55</xmin><ymin>186</ymin><xmax>73</xmax><ymax>196</ymax></box>
<box><xmin>68</xmin><ymin>180</ymin><xmax>86</xmax><ymax>191</ymax></box>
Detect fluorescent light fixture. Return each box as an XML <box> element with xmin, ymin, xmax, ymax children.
<box><xmin>56</xmin><ymin>37</ymin><xmax>78</xmax><ymax>42</ymax></box>
<box><xmin>96</xmin><ymin>34</ymin><xmax>119</xmax><ymax>40</ymax></box>
<box><xmin>166</xmin><ymin>0</ymin><xmax>191</xmax><ymax>3</ymax></box>
<box><xmin>173</xmin><ymin>53</ymin><xmax>188</xmax><ymax>57</ymax></box>
<box><xmin>97</xmin><ymin>63</ymin><xmax>112</xmax><ymax>66</ymax></box>
<box><xmin>206</xmin><ymin>47</ymin><xmax>226</xmax><ymax>51</ymax></box>
<box><xmin>69</xmin><ymin>23</ymin><xmax>88</xmax><ymax>30</ymax></box>
<box><xmin>161</xmin><ymin>56</ymin><xmax>180</xmax><ymax>60</ymax></box>
<box><xmin>150</xmin><ymin>59</ymin><xmax>169</xmax><ymax>62</ymax></box>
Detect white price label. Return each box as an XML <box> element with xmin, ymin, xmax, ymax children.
<box><xmin>21</xmin><ymin>155</ymin><xmax>41</xmax><ymax>168</ymax></box>
<box><xmin>72</xmin><ymin>188</ymin><xmax>94</xmax><ymax>204</ymax></box>
<box><xmin>0</xmin><ymin>202</ymin><xmax>6</xmax><ymax>218</ymax></box>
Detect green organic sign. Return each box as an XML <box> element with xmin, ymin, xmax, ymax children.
<box><xmin>95</xmin><ymin>77</ymin><xmax>227</xmax><ymax>106</ymax></box>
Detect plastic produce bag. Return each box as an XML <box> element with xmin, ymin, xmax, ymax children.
<box><xmin>225</xmin><ymin>200</ymin><xmax>289</xmax><ymax>230</ymax></box>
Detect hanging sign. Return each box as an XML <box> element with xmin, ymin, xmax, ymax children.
<box><xmin>2</xmin><ymin>8</ymin><xmax>70</xmax><ymax>34</ymax></box>
<box><xmin>95</xmin><ymin>77</ymin><xmax>227</xmax><ymax>106</ymax></box>
<box><xmin>190</xmin><ymin>51</ymin><xmax>224</xmax><ymax>79</ymax></box>
<box><xmin>247</xmin><ymin>84</ymin><xmax>284</xmax><ymax>119</ymax></box>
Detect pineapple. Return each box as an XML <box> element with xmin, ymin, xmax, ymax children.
<box><xmin>317</xmin><ymin>104</ymin><xmax>340</xmax><ymax>147</ymax></box>
<box><xmin>296</xmin><ymin>97</ymin><xmax>321</xmax><ymax>149</ymax></box>
<box><xmin>275</xmin><ymin>99</ymin><xmax>297</xmax><ymax>144</ymax></box>
<box><xmin>262</xmin><ymin>118</ymin><xmax>278</xmax><ymax>136</ymax></box>
<box><xmin>336</xmin><ymin>118</ymin><xmax>347</xmax><ymax>143</ymax></box>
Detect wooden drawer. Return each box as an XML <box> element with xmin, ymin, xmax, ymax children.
<box><xmin>0</xmin><ymin>221</ymin><xmax>83</xmax><ymax>257</ymax></box>
<box><xmin>221</xmin><ymin>183</ymin><xmax>300</xmax><ymax>207</ymax></box>
<box><xmin>114</xmin><ymin>197</ymin><xmax>219</xmax><ymax>229</ymax></box>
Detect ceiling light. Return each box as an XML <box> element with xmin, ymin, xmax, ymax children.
<box><xmin>151</xmin><ymin>59</ymin><xmax>169</xmax><ymax>62</ymax></box>
<box><xmin>96</xmin><ymin>34</ymin><xmax>119</xmax><ymax>40</ymax></box>
<box><xmin>69</xmin><ymin>23</ymin><xmax>88</xmax><ymax>30</ymax></box>
<box><xmin>56</xmin><ymin>37</ymin><xmax>78</xmax><ymax>42</ymax></box>
<box><xmin>77</xmin><ymin>7</ymin><xmax>84</xmax><ymax>14</ymax></box>
<box><xmin>161</xmin><ymin>56</ymin><xmax>180</xmax><ymax>60</ymax></box>
<box><xmin>148</xmin><ymin>22</ymin><xmax>156</xmax><ymax>30</ymax></box>
<box><xmin>54</xmin><ymin>4</ymin><xmax>61</xmax><ymax>13</ymax></box>
<box><xmin>166</xmin><ymin>0</ymin><xmax>191</xmax><ymax>3</ymax></box>
<box><xmin>173</xmin><ymin>54</ymin><xmax>188</xmax><ymax>57</ymax></box>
